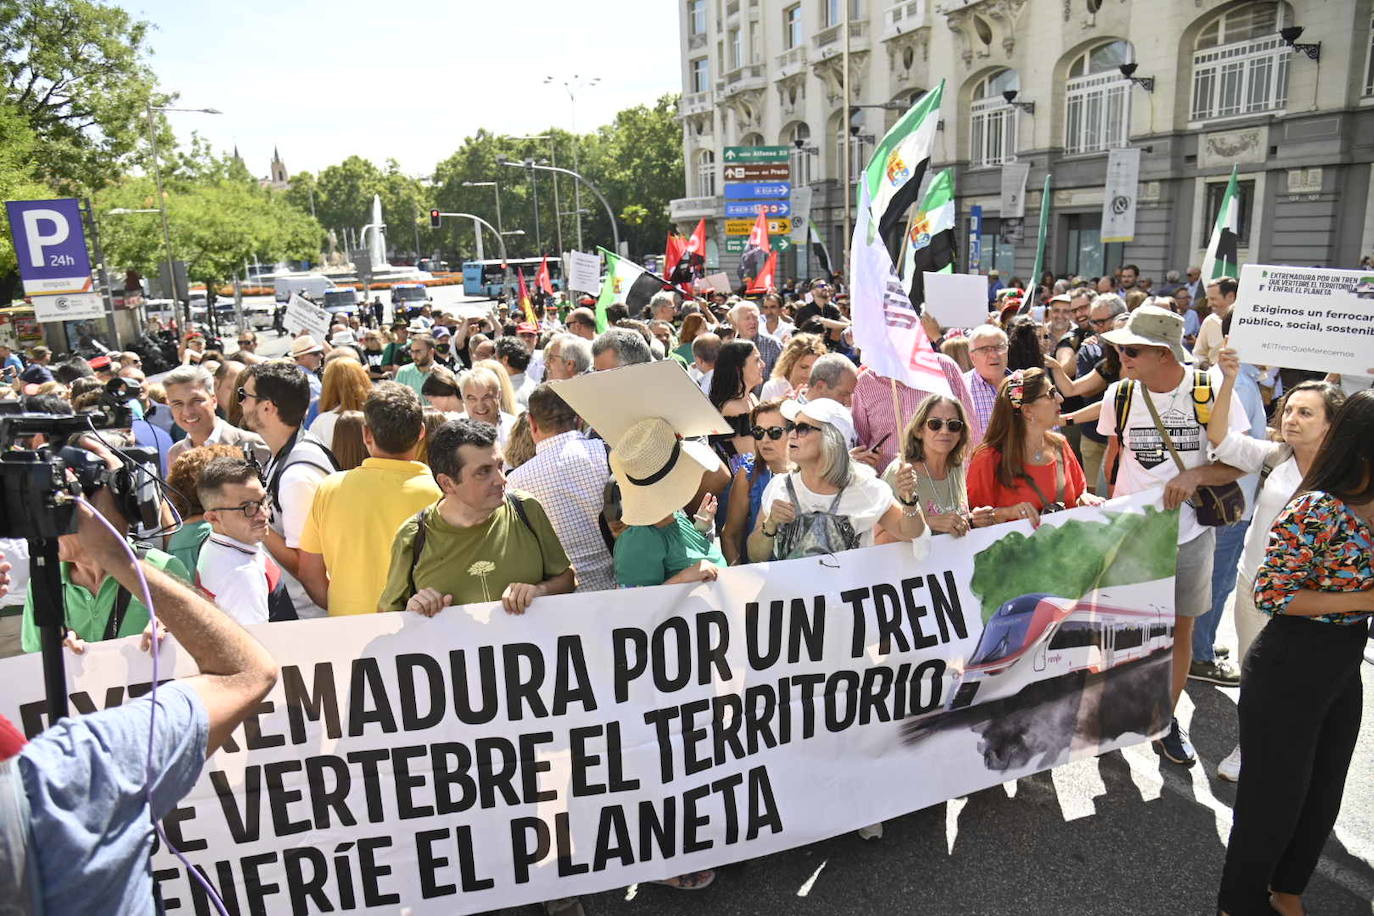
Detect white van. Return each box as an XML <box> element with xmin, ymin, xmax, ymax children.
<box><xmin>274</xmin><ymin>274</ymin><xmax>338</xmax><ymax>303</ymax></box>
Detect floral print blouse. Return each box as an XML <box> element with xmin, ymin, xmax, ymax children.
<box><xmin>1254</xmin><ymin>490</ymin><xmax>1374</xmax><ymax>625</ymax></box>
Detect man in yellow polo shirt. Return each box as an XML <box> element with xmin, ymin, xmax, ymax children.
<box><xmin>297</xmin><ymin>383</ymin><xmax>441</xmax><ymax>614</ymax></box>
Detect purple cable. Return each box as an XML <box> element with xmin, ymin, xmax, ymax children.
<box><xmin>75</xmin><ymin>497</ymin><xmax>231</xmax><ymax>915</ymax></box>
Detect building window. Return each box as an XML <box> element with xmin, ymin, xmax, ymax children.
<box><xmin>789</xmin><ymin>122</ymin><xmax>813</xmax><ymax>184</ymax></box>
<box><xmin>1364</xmin><ymin>17</ymin><xmax>1374</xmax><ymax>95</ymax></box>
<box><xmin>1064</xmin><ymin>40</ymin><xmax>1132</xmax><ymax>155</ymax></box>
<box><xmin>690</xmin><ymin>57</ymin><xmax>710</xmax><ymax>93</ymax></box>
<box><xmin>822</xmin><ymin>0</ymin><xmax>858</xmax><ymax>27</ymax></box>
<box><xmin>697</xmin><ymin>150</ymin><xmax>717</xmax><ymax>197</ymax></box>
<box><xmin>689</xmin><ymin>0</ymin><xmax>707</xmax><ymax>35</ymax></box>
<box><xmin>728</xmin><ymin>28</ymin><xmax>742</xmax><ymax>69</ymax></box>
<box><xmin>784</xmin><ymin>4</ymin><xmax>802</xmax><ymax>48</ymax></box>
<box><xmin>969</xmin><ymin>69</ymin><xmax>1019</xmax><ymax>168</ymax></box>
<box><xmin>1202</xmin><ymin>178</ymin><xmax>1255</xmax><ymax>247</ymax></box>
<box><xmin>1191</xmin><ymin>2</ymin><xmax>1291</xmax><ymax>121</ymax></box>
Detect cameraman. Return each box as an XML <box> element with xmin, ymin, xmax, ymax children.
<box><xmin>0</xmin><ymin>493</ymin><xmax>279</xmax><ymax>912</ymax></box>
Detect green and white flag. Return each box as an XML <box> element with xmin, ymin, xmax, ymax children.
<box><xmin>1018</xmin><ymin>173</ymin><xmax>1052</xmax><ymax>315</ymax></box>
<box><xmin>864</xmin><ymin>81</ymin><xmax>945</xmax><ymax>246</ymax></box>
<box><xmin>1202</xmin><ymin>166</ymin><xmax>1241</xmax><ymax>280</ymax></box>
<box><xmin>595</xmin><ymin>248</ymin><xmax>661</xmax><ymax>332</ymax></box>
<box><xmin>901</xmin><ymin>168</ymin><xmax>957</xmax><ymax>307</ymax></box>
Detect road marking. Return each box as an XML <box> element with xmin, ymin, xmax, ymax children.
<box><xmin>796</xmin><ymin>859</ymin><xmax>828</xmax><ymax>897</ymax></box>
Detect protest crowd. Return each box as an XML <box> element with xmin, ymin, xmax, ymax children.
<box><xmin>1</xmin><ymin>252</ymin><xmax>1372</xmax><ymax>916</ymax></box>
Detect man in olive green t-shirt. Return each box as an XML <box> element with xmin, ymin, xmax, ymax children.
<box><xmin>378</xmin><ymin>417</ymin><xmax>574</xmax><ymax>615</ymax></box>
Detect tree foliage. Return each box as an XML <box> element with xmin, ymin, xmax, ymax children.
<box><xmin>0</xmin><ymin>0</ymin><xmax>162</xmax><ymax>191</ymax></box>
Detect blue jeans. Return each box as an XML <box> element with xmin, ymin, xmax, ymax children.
<box><xmin>1193</xmin><ymin>519</ymin><xmax>1249</xmax><ymax>662</ymax></box>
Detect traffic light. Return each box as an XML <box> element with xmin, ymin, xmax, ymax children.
<box><xmin>429</xmin><ymin>209</ymin><xmax>442</xmax><ymax>229</ymax></box>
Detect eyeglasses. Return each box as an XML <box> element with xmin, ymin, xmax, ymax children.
<box><xmin>924</xmin><ymin>418</ymin><xmax>966</xmax><ymax>433</ymax></box>
<box><xmin>972</xmin><ymin>344</ymin><xmax>1009</xmax><ymax>355</ymax></box>
<box><xmin>1089</xmin><ymin>317</ymin><xmax>1113</xmax><ymax>328</ymax></box>
<box><xmin>208</xmin><ymin>499</ymin><xmax>267</xmax><ymax>517</ymax></box>
<box><xmin>752</xmin><ymin>422</ymin><xmax>794</xmax><ymax>441</ymax></box>
<box><xmin>790</xmin><ymin>421</ymin><xmax>821</xmax><ymax>436</ymax></box>
<box><xmin>237</xmin><ymin>386</ymin><xmax>264</xmax><ymax>403</ymax></box>
<box><xmin>237</xmin><ymin>340</ymin><xmax>253</xmax><ymax>347</ymax></box>
<box><xmin>1119</xmin><ymin>345</ymin><xmax>1158</xmax><ymax>359</ymax></box>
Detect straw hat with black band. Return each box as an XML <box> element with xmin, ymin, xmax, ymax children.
<box><xmin>609</xmin><ymin>417</ymin><xmax>721</xmax><ymax>526</ymax></box>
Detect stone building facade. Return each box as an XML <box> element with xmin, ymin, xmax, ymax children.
<box><xmin>669</xmin><ymin>0</ymin><xmax>1374</xmax><ymax>283</ymax></box>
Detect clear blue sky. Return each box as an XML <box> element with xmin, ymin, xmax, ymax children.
<box><xmin>127</xmin><ymin>0</ymin><xmax>682</xmax><ymax>179</ymax></box>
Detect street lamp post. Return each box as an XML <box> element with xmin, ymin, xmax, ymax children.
<box><xmin>545</xmin><ymin>75</ymin><xmax>599</xmax><ymax>251</ymax></box>
<box><xmin>145</xmin><ymin>102</ymin><xmax>220</xmax><ymax>331</ymax></box>
<box><xmin>461</xmin><ymin>180</ymin><xmax>504</xmax><ymax>235</ymax></box>
<box><xmin>436</xmin><ymin>211</ymin><xmax>511</xmax><ymax>300</ymax></box>
<box><xmin>498</xmin><ymin>158</ymin><xmax>619</xmax><ymax>255</ymax></box>
<box><xmin>513</xmin><ymin>136</ymin><xmax>563</xmax><ymax>258</ymax></box>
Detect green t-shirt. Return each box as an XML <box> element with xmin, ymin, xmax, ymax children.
<box><xmin>614</xmin><ymin>512</ymin><xmax>726</xmax><ymax>588</ymax></box>
<box><xmin>21</xmin><ymin>548</ymin><xmax>191</xmax><ymax>653</ymax></box>
<box><xmin>394</xmin><ymin>363</ymin><xmax>432</xmax><ymax>402</ymax></box>
<box><xmin>166</xmin><ymin>520</ymin><xmax>212</xmax><ymax>573</ymax></box>
<box><xmin>382</xmin><ymin>341</ymin><xmax>412</xmax><ymax>368</ymax></box>
<box><xmin>378</xmin><ymin>492</ymin><xmax>571</xmax><ymax>611</ymax></box>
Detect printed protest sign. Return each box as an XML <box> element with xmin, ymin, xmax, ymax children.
<box><xmin>566</xmin><ymin>251</ymin><xmax>601</xmax><ymax>294</ymax></box>
<box><xmin>1232</xmin><ymin>264</ymin><xmax>1374</xmax><ymax>378</ymax></box>
<box><xmin>283</xmin><ymin>292</ymin><xmax>331</xmax><ymax>339</ymax></box>
<box><xmin>2</xmin><ymin>492</ymin><xmax>1176</xmax><ymax>913</ymax></box>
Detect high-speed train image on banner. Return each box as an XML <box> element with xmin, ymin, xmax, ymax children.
<box><xmin>906</xmin><ymin>589</ymin><xmax>1173</xmax><ymax>735</ymax></box>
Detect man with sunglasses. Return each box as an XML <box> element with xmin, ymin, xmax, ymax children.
<box><xmin>1097</xmin><ymin>304</ymin><xmax>1250</xmax><ymax>768</ymax></box>
<box><xmin>194</xmin><ymin>456</ymin><xmax>295</xmax><ymax>624</ymax></box>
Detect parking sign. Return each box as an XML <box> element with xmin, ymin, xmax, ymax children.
<box><xmin>4</xmin><ymin>198</ymin><xmax>94</xmax><ymax>296</ymax></box>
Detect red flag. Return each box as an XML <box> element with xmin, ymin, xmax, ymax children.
<box><xmin>746</xmin><ymin>250</ymin><xmax>778</xmax><ymax>295</ymax></box>
<box><xmin>516</xmin><ymin>269</ymin><xmax>537</xmax><ymax>325</ymax></box>
<box><xmin>664</xmin><ymin>232</ymin><xmax>688</xmax><ymax>281</ymax></box>
<box><xmin>536</xmin><ymin>255</ymin><xmax>554</xmax><ymax>296</ymax></box>
<box><xmin>747</xmin><ymin>209</ymin><xmax>772</xmax><ymax>253</ymax></box>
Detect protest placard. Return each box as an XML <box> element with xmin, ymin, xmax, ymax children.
<box><xmin>922</xmin><ymin>272</ymin><xmax>989</xmax><ymax>330</ymax></box>
<box><xmin>566</xmin><ymin>251</ymin><xmax>601</xmax><ymax>294</ymax></box>
<box><xmin>2</xmin><ymin>492</ymin><xmax>1177</xmax><ymax>913</ymax></box>
<box><xmin>1231</xmin><ymin>264</ymin><xmax>1374</xmax><ymax>378</ymax></box>
<box><xmin>283</xmin><ymin>292</ymin><xmax>330</xmax><ymax>339</ymax></box>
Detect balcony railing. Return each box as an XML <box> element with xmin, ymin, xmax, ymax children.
<box><xmin>679</xmin><ymin>90</ymin><xmax>715</xmax><ymax>117</ymax></box>
<box><xmin>883</xmin><ymin>0</ymin><xmax>928</xmax><ymax>38</ymax></box>
<box><xmin>669</xmin><ymin>196</ymin><xmax>721</xmax><ymax>221</ymax></box>
<box><xmin>775</xmin><ymin>45</ymin><xmax>808</xmax><ymax>79</ymax></box>
<box><xmin>813</xmin><ymin>20</ymin><xmax>868</xmax><ymax>57</ymax></box>
<box><xmin>719</xmin><ymin>63</ymin><xmax>765</xmax><ymax>95</ymax></box>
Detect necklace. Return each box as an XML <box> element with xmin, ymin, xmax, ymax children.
<box><xmin>920</xmin><ymin>460</ymin><xmax>957</xmax><ymax>513</ymax></box>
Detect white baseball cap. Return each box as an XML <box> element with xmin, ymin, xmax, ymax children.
<box><xmin>780</xmin><ymin>397</ymin><xmax>857</xmax><ymax>447</ymax></box>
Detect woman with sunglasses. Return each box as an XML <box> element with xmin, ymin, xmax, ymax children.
<box><xmin>708</xmin><ymin>341</ymin><xmax>766</xmax><ymax>517</ymax></box>
<box><xmin>1218</xmin><ymin>391</ymin><xmax>1374</xmax><ymax>916</ymax></box>
<box><xmin>721</xmin><ymin>399</ymin><xmax>795</xmax><ymax>563</ymax></box>
<box><xmin>881</xmin><ymin>395</ymin><xmax>984</xmax><ymax>537</ymax></box>
<box><xmin>968</xmin><ymin>368</ymin><xmax>1095</xmax><ymax>527</ymax></box>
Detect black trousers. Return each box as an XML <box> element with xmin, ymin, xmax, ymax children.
<box><xmin>1217</xmin><ymin>613</ymin><xmax>1366</xmax><ymax>914</ymax></box>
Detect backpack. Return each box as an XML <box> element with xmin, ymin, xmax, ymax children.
<box><xmin>1113</xmin><ymin>369</ymin><xmax>1215</xmax><ymax>439</ymax></box>
<box><xmin>772</xmin><ymin>474</ymin><xmax>861</xmax><ymax>560</ymax></box>
<box><xmin>406</xmin><ymin>493</ymin><xmax>539</xmax><ymax>598</ymax></box>
<box><xmin>265</xmin><ymin>429</ymin><xmax>340</xmax><ymax>514</ymax></box>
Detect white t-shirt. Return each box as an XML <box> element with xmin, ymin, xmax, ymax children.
<box><xmin>196</xmin><ymin>534</ymin><xmax>273</xmax><ymax>626</ymax></box>
<box><xmin>759</xmin><ymin>465</ymin><xmax>895</xmax><ymax>548</ymax></box>
<box><xmin>1210</xmin><ymin>432</ymin><xmax>1303</xmax><ymax>583</ymax></box>
<box><xmin>1098</xmin><ymin>369</ymin><xmax>1249</xmax><ymax>544</ymax></box>
<box><xmin>266</xmin><ymin>441</ymin><xmax>332</xmax><ymax>619</ymax></box>
<box><xmin>307</xmin><ymin>408</ymin><xmax>342</xmax><ymax>451</ymax></box>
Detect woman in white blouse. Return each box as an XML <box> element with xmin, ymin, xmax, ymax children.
<box><xmin>1206</xmin><ymin>345</ymin><xmax>1346</xmax><ymax>781</ymax></box>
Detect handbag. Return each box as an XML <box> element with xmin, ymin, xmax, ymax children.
<box><xmin>1140</xmin><ymin>387</ymin><xmax>1246</xmax><ymax>527</ymax></box>
<box><xmin>773</xmin><ymin>474</ymin><xmax>861</xmax><ymax>559</ymax></box>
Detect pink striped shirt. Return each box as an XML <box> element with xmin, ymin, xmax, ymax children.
<box><xmin>851</xmin><ymin>359</ymin><xmax>985</xmax><ymax>472</ymax></box>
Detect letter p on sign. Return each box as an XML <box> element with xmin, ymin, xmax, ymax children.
<box><xmin>4</xmin><ymin>197</ymin><xmax>93</xmax><ymax>296</ymax></box>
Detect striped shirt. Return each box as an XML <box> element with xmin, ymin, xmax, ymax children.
<box><xmin>962</xmin><ymin>368</ymin><xmax>1002</xmax><ymax>432</ymax></box>
<box><xmin>506</xmin><ymin>431</ymin><xmax>616</xmax><ymax>592</ymax></box>
<box><xmin>851</xmin><ymin>359</ymin><xmax>984</xmax><ymax>473</ymax></box>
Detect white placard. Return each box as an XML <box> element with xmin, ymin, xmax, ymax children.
<box><xmin>922</xmin><ymin>272</ymin><xmax>991</xmax><ymax>330</ymax></box>
<box><xmin>1231</xmin><ymin>264</ymin><xmax>1374</xmax><ymax>378</ymax></box>
<box><xmin>704</xmin><ymin>272</ymin><xmax>732</xmax><ymax>294</ymax></box>
<box><xmin>31</xmin><ymin>292</ymin><xmax>105</xmax><ymax>322</ymax></box>
<box><xmin>789</xmin><ymin>185</ymin><xmax>813</xmax><ymax>242</ymax></box>
<box><xmin>1101</xmin><ymin>147</ymin><xmax>1141</xmax><ymax>243</ymax></box>
<box><xmin>999</xmin><ymin>162</ymin><xmax>1030</xmax><ymax>219</ymax></box>
<box><xmin>283</xmin><ymin>292</ymin><xmax>330</xmax><ymax>339</ymax></box>
<box><xmin>567</xmin><ymin>251</ymin><xmax>601</xmax><ymax>294</ymax></box>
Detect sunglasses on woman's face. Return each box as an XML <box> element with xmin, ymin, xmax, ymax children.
<box><xmin>752</xmin><ymin>422</ymin><xmax>795</xmax><ymax>441</ymax></box>
<box><xmin>925</xmin><ymin>418</ymin><xmax>965</xmax><ymax>433</ymax></box>
<box><xmin>790</xmin><ymin>421</ymin><xmax>821</xmax><ymax>436</ymax></box>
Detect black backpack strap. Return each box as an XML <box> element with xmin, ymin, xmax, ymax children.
<box><xmin>506</xmin><ymin>492</ymin><xmax>545</xmax><ymax>569</ymax></box>
<box><xmin>406</xmin><ymin>507</ymin><xmax>430</xmax><ymax>598</ymax></box>
<box><xmin>103</xmin><ymin>586</ymin><xmax>134</xmax><ymax>642</ymax></box>
<box><xmin>1113</xmin><ymin>379</ymin><xmax>1134</xmax><ymax>440</ymax></box>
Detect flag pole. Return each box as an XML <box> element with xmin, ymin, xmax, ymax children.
<box><xmin>890</xmin><ymin>377</ymin><xmax>904</xmax><ymax>451</ymax></box>
<box><xmin>1018</xmin><ymin>174</ymin><xmax>1052</xmax><ymax>314</ymax></box>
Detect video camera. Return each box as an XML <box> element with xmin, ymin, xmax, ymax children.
<box><xmin>0</xmin><ymin>377</ymin><xmax>161</xmax><ymax>539</ymax></box>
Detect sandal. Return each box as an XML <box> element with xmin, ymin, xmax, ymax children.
<box><xmin>651</xmin><ymin>869</ymin><xmax>716</xmax><ymax>891</ymax></box>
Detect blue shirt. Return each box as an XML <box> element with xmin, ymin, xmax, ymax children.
<box><xmin>18</xmin><ymin>681</ymin><xmax>209</xmax><ymax>915</ymax></box>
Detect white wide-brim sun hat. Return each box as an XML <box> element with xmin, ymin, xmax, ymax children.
<box><xmin>610</xmin><ymin>416</ymin><xmax>721</xmax><ymax>526</ymax></box>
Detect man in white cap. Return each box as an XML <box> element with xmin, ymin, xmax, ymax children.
<box><xmin>1097</xmin><ymin>304</ymin><xmax>1250</xmax><ymax>768</ymax></box>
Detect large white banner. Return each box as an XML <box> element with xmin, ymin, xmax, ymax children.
<box><xmin>1232</xmin><ymin>264</ymin><xmax>1374</xmax><ymax>377</ymax></box>
<box><xmin>3</xmin><ymin>492</ymin><xmax>1178</xmax><ymax>913</ymax></box>
<box><xmin>1101</xmin><ymin>147</ymin><xmax>1141</xmax><ymax>243</ymax></box>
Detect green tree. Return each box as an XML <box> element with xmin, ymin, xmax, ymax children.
<box><xmin>581</xmin><ymin>93</ymin><xmax>684</xmax><ymax>257</ymax></box>
<box><xmin>0</xmin><ymin>100</ymin><xmax>56</xmax><ymax>286</ymax></box>
<box><xmin>0</xmin><ymin>0</ymin><xmax>162</xmax><ymax>190</ymax></box>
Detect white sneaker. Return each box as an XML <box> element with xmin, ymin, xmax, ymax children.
<box><xmin>1218</xmin><ymin>745</ymin><xmax>1242</xmax><ymax>782</ymax></box>
<box><xmin>857</xmin><ymin>821</ymin><xmax>884</xmax><ymax>841</ymax></box>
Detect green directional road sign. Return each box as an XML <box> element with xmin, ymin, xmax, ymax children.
<box><xmin>725</xmin><ymin>235</ymin><xmax>793</xmax><ymax>253</ymax></box>
<box><xmin>722</xmin><ymin>145</ymin><xmax>790</xmax><ymax>164</ymax></box>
